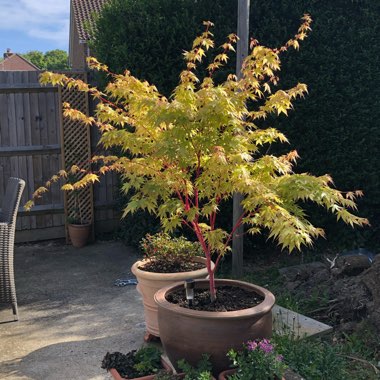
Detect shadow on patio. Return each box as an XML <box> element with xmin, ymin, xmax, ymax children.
<box><xmin>0</xmin><ymin>240</ymin><xmax>146</xmax><ymax>380</ymax></box>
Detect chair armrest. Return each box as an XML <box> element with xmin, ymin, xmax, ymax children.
<box><xmin>0</xmin><ymin>222</ymin><xmax>11</xmax><ymax>232</ymax></box>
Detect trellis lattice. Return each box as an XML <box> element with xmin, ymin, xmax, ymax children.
<box><xmin>59</xmin><ymin>72</ymin><xmax>94</xmax><ymax>242</ymax></box>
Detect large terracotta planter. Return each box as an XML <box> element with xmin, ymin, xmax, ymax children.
<box><xmin>155</xmin><ymin>279</ymin><xmax>275</xmax><ymax>374</ymax></box>
<box><xmin>131</xmin><ymin>257</ymin><xmax>213</xmax><ymax>337</ymax></box>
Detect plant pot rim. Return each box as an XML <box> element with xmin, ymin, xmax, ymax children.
<box><xmin>109</xmin><ymin>368</ymin><xmax>174</xmax><ymax>380</ymax></box>
<box><xmin>68</xmin><ymin>223</ymin><xmax>91</xmax><ymax>227</ymax></box>
<box><xmin>131</xmin><ymin>257</ymin><xmax>213</xmax><ymax>281</ymax></box>
<box><xmin>218</xmin><ymin>368</ymin><xmax>236</xmax><ymax>380</ymax></box>
<box><xmin>218</xmin><ymin>368</ymin><xmax>285</xmax><ymax>380</ymax></box>
<box><xmin>154</xmin><ymin>279</ymin><xmax>275</xmax><ymax>319</ymax></box>
<box><xmin>108</xmin><ymin>356</ymin><xmax>173</xmax><ymax>380</ymax></box>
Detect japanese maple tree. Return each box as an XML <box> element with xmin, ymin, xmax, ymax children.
<box><xmin>31</xmin><ymin>15</ymin><xmax>368</xmax><ymax>301</ymax></box>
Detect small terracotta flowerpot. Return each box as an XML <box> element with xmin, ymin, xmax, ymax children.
<box><xmin>218</xmin><ymin>368</ymin><xmax>285</xmax><ymax>380</ymax></box>
<box><xmin>131</xmin><ymin>257</ymin><xmax>213</xmax><ymax>337</ymax></box>
<box><xmin>218</xmin><ymin>369</ymin><xmax>237</xmax><ymax>380</ymax></box>
<box><xmin>68</xmin><ymin>223</ymin><xmax>91</xmax><ymax>248</ymax></box>
<box><xmin>110</xmin><ymin>369</ymin><xmax>216</xmax><ymax>380</ymax></box>
<box><xmin>109</xmin><ymin>357</ymin><xmax>173</xmax><ymax>380</ymax></box>
<box><xmin>109</xmin><ymin>368</ymin><xmax>156</xmax><ymax>380</ymax></box>
<box><xmin>155</xmin><ymin>279</ymin><xmax>275</xmax><ymax>375</ymax></box>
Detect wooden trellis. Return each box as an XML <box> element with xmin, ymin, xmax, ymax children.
<box><xmin>59</xmin><ymin>72</ymin><xmax>94</xmax><ymax>242</ymax></box>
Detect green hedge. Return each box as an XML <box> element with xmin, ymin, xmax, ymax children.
<box><xmin>93</xmin><ymin>0</ymin><xmax>379</xmax><ymax>250</ymax></box>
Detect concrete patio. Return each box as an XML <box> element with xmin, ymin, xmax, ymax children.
<box><xmin>0</xmin><ymin>240</ymin><xmax>145</xmax><ymax>380</ymax></box>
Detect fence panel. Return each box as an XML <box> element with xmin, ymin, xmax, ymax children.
<box><xmin>0</xmin><ymin>71</ymin><xmax>64</xmax><ymax>242</ymax></box>
<box><xmin>0</xmin><ymin>71</ymin><xmax>120</xmax><ymax>242</ymax></box>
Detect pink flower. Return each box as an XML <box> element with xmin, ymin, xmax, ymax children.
<box><xmin>258</xmin><ymin>339</ymin><xmax>274</xmax><ymax>354</ymax></box>
<box><xmin>247</xmin><ymin>340</ymin><xmax>258</xmax><ymax>351</ymax></box>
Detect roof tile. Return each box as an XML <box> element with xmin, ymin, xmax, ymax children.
<box><xmin>72</xmin><ymin>0</ymin><xmax>109</xmax><ymax>41</ymax></box>
<box><xmin>0</xmin><ymin>54</ymin><xmax>39</xmax><ymax>71</ymax></box>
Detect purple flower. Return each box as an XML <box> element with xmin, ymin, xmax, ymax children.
<box><xmin>276</xmin><ymin>355</ymin><xmax>284</xmax><ymax>362</ymax></box>
<box><xmin>258</xmin><ymin>339</ymin><xmax>274</xmax><ymax>354</ymax></box>
<box><xmin>247</xmin><ymin>340</ymin><xmax>258</xmax><ymax>351</ymax></box>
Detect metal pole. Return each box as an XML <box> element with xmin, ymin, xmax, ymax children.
<box><xmin>232</xmin><ymin>0</ymin><xmax>250</xmax><ymax>278</ymax></box>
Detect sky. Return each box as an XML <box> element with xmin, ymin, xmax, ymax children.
<box><xmin>0</xmin><ymin>0</ymin><xmax>70</xmax><ymax>55</ymax></box>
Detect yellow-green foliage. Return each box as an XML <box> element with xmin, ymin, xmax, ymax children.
<box><xmin>32</xmin><ymin>16</ymin><xmax>368</xmax><ymax>297</ymax></box>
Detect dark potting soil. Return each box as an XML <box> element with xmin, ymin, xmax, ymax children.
<box><xmin>139</xmin><ymin>259</ymin><xmax>204</xmax><ymax>273</ymax></box>
<box><xmin>166</xmin><ymin>286</ymin><xmax>264</xmax><ymax>311</ymax></box>
<box><xmin>101</xmin><ymin>351</ymin><xmax>163</xmax><ymax>378</ymax></box>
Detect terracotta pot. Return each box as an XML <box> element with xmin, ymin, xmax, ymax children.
<box><xmin>218</xmin><ymin>369</ymin><xmax>236</xmax><ymax>380</ymax></box>
<box><xmin>155</xmin><ymin>279</ymin><xmax>275</xmax><ymax>374</ymax></box>
<box><xmin>68</xmin><ymin>223</ymin><xmax>91</xmax><ymax>248</ymax></box>
<box><xmin>109</xmin><ymin>356</ymin><xmax>173</xmax><ymax>380</ymax></box>
<box><xmin>131</xmin><ymin>257</ymin><xmax>213</xmax><ymax>337</ymax></box>
<box><xmin>109</xmin><ymin>370</ymin><xmax>215</xmax><ymax>380</ymax></box>
<box><xmin>109</xmin><ymin>368</ymin><xmax>160</xmax><ymax>380</ymax></box>
<box><xmin>218</xmin><ymin>368</ymin><xmax>285</xmax><ymax>380</ymax></box>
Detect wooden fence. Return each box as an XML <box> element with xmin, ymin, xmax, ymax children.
<box><xmin>0</xmin><ymin>71</ymin><xmax>119</xmax><ymax>242</ymax></box>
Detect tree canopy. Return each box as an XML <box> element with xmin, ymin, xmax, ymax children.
<box><xmin>34</xmin><ymin>17</ymin><xmax>368</xmax><ymax>298</ymax></box>
<box><xmin>22</xmin><ymin>50</ymin><xmax>69</xmax><ymax>70</ymax></box>
<box><xmin>91</xmin><ymin>0</ymin><xmax>379</xmax><ymax>249</ymax></box>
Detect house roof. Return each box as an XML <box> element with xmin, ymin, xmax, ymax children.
<box><xmin>0</xmin><ymin>53</ymin><xmax>39</xmax><ymax>71</ymax></box>
<box><xmin>71</xmin><ymin>0</ymin><xmax>109</xmax><ymax>41</ymax></box>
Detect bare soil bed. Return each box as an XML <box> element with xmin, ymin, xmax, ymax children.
<box><xmin>277</xmin><ymin>254</ymin><xmax>380</xmax><ymax>336</ymax></box>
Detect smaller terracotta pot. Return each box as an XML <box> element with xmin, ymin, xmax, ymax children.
<box><xmin>218</xmin><ymin>369</ymin><xmax>236</xmax><ymax>380</ymax></box>
<box><xmin>110</xmin><ymin>369</ymin><xmax>216</xmax><ymax>380</ymax></box>
<box><xmin>68</xmin><ymin>223</ymin><xmax>91</xmax><ymax>248</ymax></box>
<box><xmin>218</xmin><ymin>368</ymin><xmax>285</xmax><ymax>380</ymax></box>
<box><xmin>131</xmin><ymin>257</ymin><xmax>213</xmax><ymax>337</ymax></box>
<box><xmin>109</xmin><ymin>357</ymin><xmax>173</xmax><ymax>380</ymax></box>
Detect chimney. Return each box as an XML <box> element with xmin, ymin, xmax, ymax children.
<box><xmin>4</xmin><ymin>48</ymin><xmax>14</xmax><ymax>59</ymax></box>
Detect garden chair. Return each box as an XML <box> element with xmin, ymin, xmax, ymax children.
<box><xmin>0</xmin><ymin>177</ymin><xmax>25</xmax><ymax>321</ymax></box>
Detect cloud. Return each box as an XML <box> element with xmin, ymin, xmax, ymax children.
<box><xmin>0</xmin><ymin>0</ymin><xmax>70</xmax><ymax>47</ymax></box>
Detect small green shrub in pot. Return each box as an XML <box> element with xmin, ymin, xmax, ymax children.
<box><xmin>140</xmin><ymin>232</ymin><xmax>203</xmax><ymax>271</ymax></box>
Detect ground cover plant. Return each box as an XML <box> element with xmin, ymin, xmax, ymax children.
<box><xmin>29</xmin><ymin>15</ymin><xmax>368</xmax><ymax>302</ymax></box>
<box><xmin>273</xmin><ymin>333</ymin><xmax>379</xmax><ymax>380</ymax></box>
<box><xmin>227</xmin><ymin>339</ymin><xmax>287</xmax><ymax>380</ymax></box>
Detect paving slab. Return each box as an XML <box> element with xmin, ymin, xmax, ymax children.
<box><xmin>273</xmin><ymin>304</ymin><xmax>332</xmax><ymax>338</ymax></box>
<box><xmin>0</xmin><ymin>240</ymin><xmax>145</xmax><ymax>380</ymax></box>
